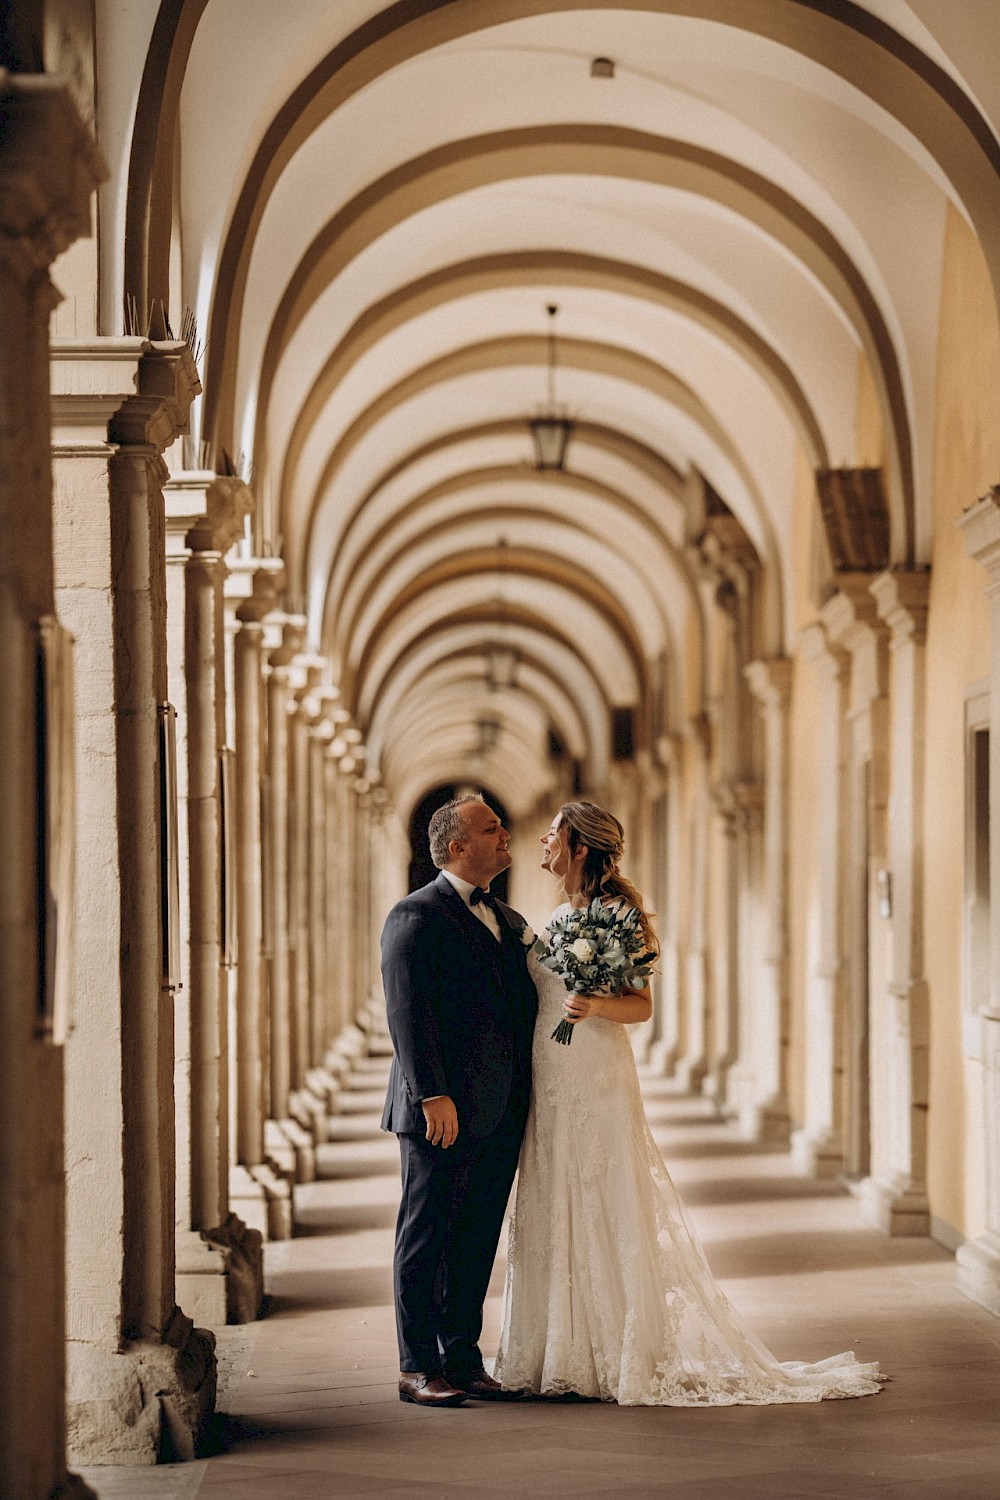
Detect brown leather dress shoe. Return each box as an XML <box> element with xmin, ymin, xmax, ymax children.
<box><xmin>398</xmin><ymin>1372</ymin><xmax>467</xmax><ymax>1407</ymax></box>
<box><xmin>454</xmin><ymin>1367</ymin><xmax>525</xmax><ymax>1401</ymax></box>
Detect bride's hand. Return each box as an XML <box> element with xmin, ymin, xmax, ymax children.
<box><xmin>562</xmin><ymin>992</ymin><xmax>601</xmax><ymax>1024</ymax></box>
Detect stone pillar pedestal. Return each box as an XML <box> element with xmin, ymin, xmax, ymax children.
<box><xmin>52</xmin><ymin>338</ymin><xmax>217</xmax><ymax>1463</ymax></box>
<box><xmin>734</xmin><ymin>658</ymin><xmax>793</xmax><ymax>1142</ymax></box>
<box><xmin>956</xmin><ymin>492</ymin><xmax>1000</xmax><ymax>1307</ymax></box>
<box><xmin>165</xmin><ymin>472</ymin><xmax>263</xmax><ymax>1322</ymax></box>
<box><xmin>0</xmin><ymin>66</ymin><xmax>104</xmax><ymax>1500</ymax></box>
<box><xmin>860</xmin><ymin>569</ymin><xmax>931</xmax><ymax>1235</ymax></box>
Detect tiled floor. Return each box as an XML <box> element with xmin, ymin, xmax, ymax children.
<box><xmin>80</xmin><ymin>1060</ymin><xmax>1000</xmax><ymax>1499</ymax></box>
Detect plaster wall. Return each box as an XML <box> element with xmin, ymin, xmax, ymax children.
<box><xmin>924</xmin><ymin>203</ymin><xmax>998</xmax><ymax>1242</ymax></box>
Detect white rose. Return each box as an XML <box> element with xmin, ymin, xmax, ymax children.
<box><xmin>521</xmin><ymin>926</ymin><xmax>536</xmax><ymax>946</ymax></box>
<box><xmin>569</xmin><ymin>937</ymin><xmax>595</xmax><ymax>963</ymax></box>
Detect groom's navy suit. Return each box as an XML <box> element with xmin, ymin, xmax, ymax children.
<box><xmin>381</xmin><ymin>872</ymin><xmax>537</xmax><ymax>1378</ymax></box>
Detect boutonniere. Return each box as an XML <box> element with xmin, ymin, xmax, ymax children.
<box><xmin>520</xmin><ymin>924</ymin><xmax>536</xmax><ymax>947</ymax></box>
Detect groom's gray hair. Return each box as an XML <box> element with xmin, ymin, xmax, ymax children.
<box><xmin>428</xmin><ymin>794</ymin><xmax>485</xmax><ymax>868</ymax></box>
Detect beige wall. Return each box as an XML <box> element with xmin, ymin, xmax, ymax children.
<box><xmin>924</xmin><ymin>205</ymin><xmax>999</xmax><ymax>1240</ymax></box>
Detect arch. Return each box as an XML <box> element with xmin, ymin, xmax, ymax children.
<box><xmin>124</xmin><ymin>0</ymin><xmax>209</xmax><ymax>330</ymax></box>
<box><xmin>362</xmin><ymin>622</ymin><xmax>612</xmax><ymax>785</ymax></box>
<box><xmin>275</xmin><ymin>249</ymin><xmax>831</xmax><ymax>531</ymax></box>
<box><xmin>198</xmin><ymin>0</ymin><xmax>1000</xmax><ymax>508</ymax></box>
<box><xmin>347</xmin><ymin>558</ymin><xmax>646</xmax><ymax>712</ymax></box>
<box><xmin>301</xmin><ymin>334</ymin><xmax>784</xmax><ymax>647</ymax></box>
<box><xmin>322</xmin><ymin>471</ymin><xmax>701</xmax><ymax>724</ymax></box>
<box><xmin>244</xmin><ymin>126</ymin><xmax>913</xmax><ymax>561</ymax></box>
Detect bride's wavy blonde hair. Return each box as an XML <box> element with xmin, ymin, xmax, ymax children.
<box><xmin>555</xmin><ymin>801</ymin><xmax>659</xmax><ymax>957</ymax></box>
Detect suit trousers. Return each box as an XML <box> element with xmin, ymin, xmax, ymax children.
<box><xmin>393</xmin><ymin>1087</ymin><xmax>528</xmax><ymax>1377</ymax></box>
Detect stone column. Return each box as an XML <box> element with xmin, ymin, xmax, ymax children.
<box><xmin>285</xmin><ymin>664</ymin><xmax>334</xmax><ymax>1139</ymax></box>
<box><xmin>226</xmin><ymin>562</ymin><xmax>291</xmax><ymax>1240</ymax></box>
<box><xmin>647</xmin><ymin>737</ymin><xmax>684</xmax><ymax>1076</ymax></box>
<box><xmin>0</xmin><ymin>63</ymin><xmax>103</xmax><ymax>1500</ymax></box>
<box><xmin>287</xmin><ymin>666</ymin><xmax>316</xmax><ymax>1100</ymax></box>
<box><xmin>956</xmin><ymin>492</ymin><xmax>1000</xmax><ymax>1308</ymax></box>
<box><xmin>263</xmin><ymin>618</ymin><xmax>314</xmax><ymax>1182</ymax></box>
<box><xmin>791</xmin><ymin>621</ymin><xmax>850</xmax><ymax>1177</ymax></box>
<box><xmin>166</xmin><ymin>473</ymin><xmax>263</xmax><ymax>1326</ymax></box>
<box><xmin>332</xmin><ymin>739</ymin><xmax>367</xmax><ymax>1046</ymax></box>
<box><xmin>52</xmin><ymin>339</ymin><xmax>216</xmax><ymax>1464</ymax></box>
<box><xmin>861</xmin><ymin>570</ymin><xmax>931</xmax><ymax>1235</ymax></box>
<box><xmin>322</xmin><ymin>733</ymin><xmax>354</xmax><ymax>1072</ymax></box>
<box><xmin>736</xmin><ymin>657</ymin><xmax>793</xmax><ymax>1141</ymax></box>
<box><xmin>675</xmin><ymin>716</ymin><xmax>711</xmax><ymax>1093</ymax></box>
<box><xmin>307</xmin><ymin>695</ymin><xmax>339</xmax><ymax>1094</ymax></box>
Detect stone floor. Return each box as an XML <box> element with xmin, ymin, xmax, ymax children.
<box><xmin>80</xmin><ymin>1058</ymin><xmax>1000</xmax><ymax>1499</ymax></box>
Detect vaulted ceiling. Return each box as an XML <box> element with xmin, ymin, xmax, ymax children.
<box><xmin>103</xmin><ymin>0</ymin><xmax>1000</xmax><ymax>819</ymax></box>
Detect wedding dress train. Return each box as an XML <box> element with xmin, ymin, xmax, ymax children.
<box><xmin>494</xmin><ymin>909</ymin><xmax>882</xmax><ymax>1406</ymax></box>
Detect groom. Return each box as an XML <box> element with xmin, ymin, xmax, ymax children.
<box><xmin>380</xmin><ymin>794</ymin><xmax>537</xmax><ymax>1407</ymax></box>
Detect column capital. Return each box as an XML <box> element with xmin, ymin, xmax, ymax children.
<box><xmin>653</xmin><ymin>732</ymin><xmax>684</xmax><ymax>769</ymax></box>
<box><xmin>165</xmin><ymin>470</ymin><xmax>253</xmax><ymax>554</ymax></box>
<box><xmin>52</xmin><ymin>338</ymin><xmax>200</xmax><ymax>454</ymax></box>
<box><xmin>269</xmin><ymin>615</ymin><xmax>307</xmax><ymax>670</ymax></box>
<box><xmin>231</xmin><ymin>557</ymin><xmax>284</xmax><ymax>623</ymax></box>
<box><xmin>960</xmin><ymin>486</ymin><xmax>1000</xmax><ymax>579</ymax></box>
<box><xmin>799</xmin><ymin>620</ymin><xmax>851</xmax><ymax>682</ymax></box>
<box><xmin>0</xmin><ymin>71</ymin><xmax>106</xmax><ymax>280</ymax></box>
<box><xmin>798</xmin><ymin>621</ymin><xmax>829</xmax><ymax>666</ymax></box>
<box><xmin>870</xmin><ymin>567</ymin><xmax>930</xmax><ymax>645</ymax></box>
<box><xmin>744</xmin><ymin>655</ymin><xmax>792</xmax><ymax>709</ymax></box>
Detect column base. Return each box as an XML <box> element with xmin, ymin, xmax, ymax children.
<box><xmin>265</xmin><ymin>1116</ymin><xmax>315</xmax><ymax>1182</ymax></box>
<box><xmin>229</xmin><ymin>1163</ymin><xmax>268</xmax><ymax>1239</ymax></box>
<box><xmin>703</xmin><ymin>1062</ymin><xmax>737</xmax><ymax>1116</ymax></box>
<box><xmin>858</xmin><ymin>1172</ymin><xmax>930</xmax><ymax>1236</ymax></box>
<box><xmin>645</xmin><ymin>1038</ymin><xmax>680</xmax><ymax>1078</ymax></box>
<box><xmin>306</xmin><ymin>1064</ymin><xmax>342</xmax><ymax>1111</ymax></box>
<box><xmin>248</xmin><ymin>1161</ymin><xmax>294</xmax><ymax>1240</ymax></box>
<box><xmin>289</xmin><ymin>1086</ymin><xmax>329</xmax><ymax>1144</ymax></box>
<box><xmin>67</xmin><ymin>1307</ymin><xmax>215</xmax><ymax>1465</ymax></box>
<box><xmin>727</xmin><ymin>1068</ymin><xmax>790</xmax><ymax>1142</ymax></box>
<box><xmin>956</xmin><ymin>1230</ymin><xmax>1000</xmax><ymax>1316</ymax></box>
<box><xmin>326</xmin><ymin>1026</ymin><xmax>367</xmax><ymax>1069</ymax></box>
<box><xmin>673</xmin><ymin>1054</ymin><xmax>708</xmax><ymax>1094</ymax></box>
<box><xmin>202</xmin><ymin>1213</ymin><xmax>265</xmax><ymax>1323</ymax></box>
<box><xmin>51</xmin><ymin>1476</ymin><xmax>98</xmax><ymax>1499</ymax></box>
<box><xmin>176</xmin><ymin>1230</ymin><xmax>228</xmax><ymax>1328</ymax></box>
<box><xmin>790</xmin><ymin>1127</ymin><xmax>844</xmax><ymax>1179</ymax></box>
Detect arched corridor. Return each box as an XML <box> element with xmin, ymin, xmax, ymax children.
<box><xmin>4</xmin><ymin>2</ymin><xmax>1000</xmax><ymax>1495</ymax></box>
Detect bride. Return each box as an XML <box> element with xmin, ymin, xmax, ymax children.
<box><xmin>494</xmin><ymin>800</ymin><xmax>882</xmax><ymax>1407</ymax></box>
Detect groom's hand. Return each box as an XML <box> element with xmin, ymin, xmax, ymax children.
<box><xmin>421</xmin><ymin>1095</ymin><xmax>459</xmax><ymax>1148</ymax></box>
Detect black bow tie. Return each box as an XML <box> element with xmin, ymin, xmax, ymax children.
<box><xmin>469</xmin><ymin>886</ymin><xmax>496</xmax><ymax>907</ymax></box>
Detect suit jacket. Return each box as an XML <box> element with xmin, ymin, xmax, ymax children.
<box><xmin>380</xmin><ymin>873</ymin><xmax>538</xmax><ymax>1139</ymax></box>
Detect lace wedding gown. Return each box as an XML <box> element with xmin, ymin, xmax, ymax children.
<box><xmin>494</xmin><ymin>908</ymin><xmax>882</xmax><ymax>1407</ymax></box>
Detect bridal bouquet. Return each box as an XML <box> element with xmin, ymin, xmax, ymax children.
<box><xmin>535</xmin><ymin>898</ymin><xmax>656</xmax><ymax>1045</ymax></box>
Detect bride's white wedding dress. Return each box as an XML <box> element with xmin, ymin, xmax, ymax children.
<box><xmin>494</xmin><ymin>906</ymin><xmax>882</xmax><ymax>1406</ymax></box>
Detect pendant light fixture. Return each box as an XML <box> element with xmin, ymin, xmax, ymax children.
<box><xmin>530</xmin><ymin>303</ymin><xmax>573</xmax><ymax>471</ymax></box>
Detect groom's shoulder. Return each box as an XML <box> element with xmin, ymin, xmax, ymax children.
<box><xmin>383</xmin><ymin>877</ymin><xmax>445</xmax><ymax>927</ymax></box>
